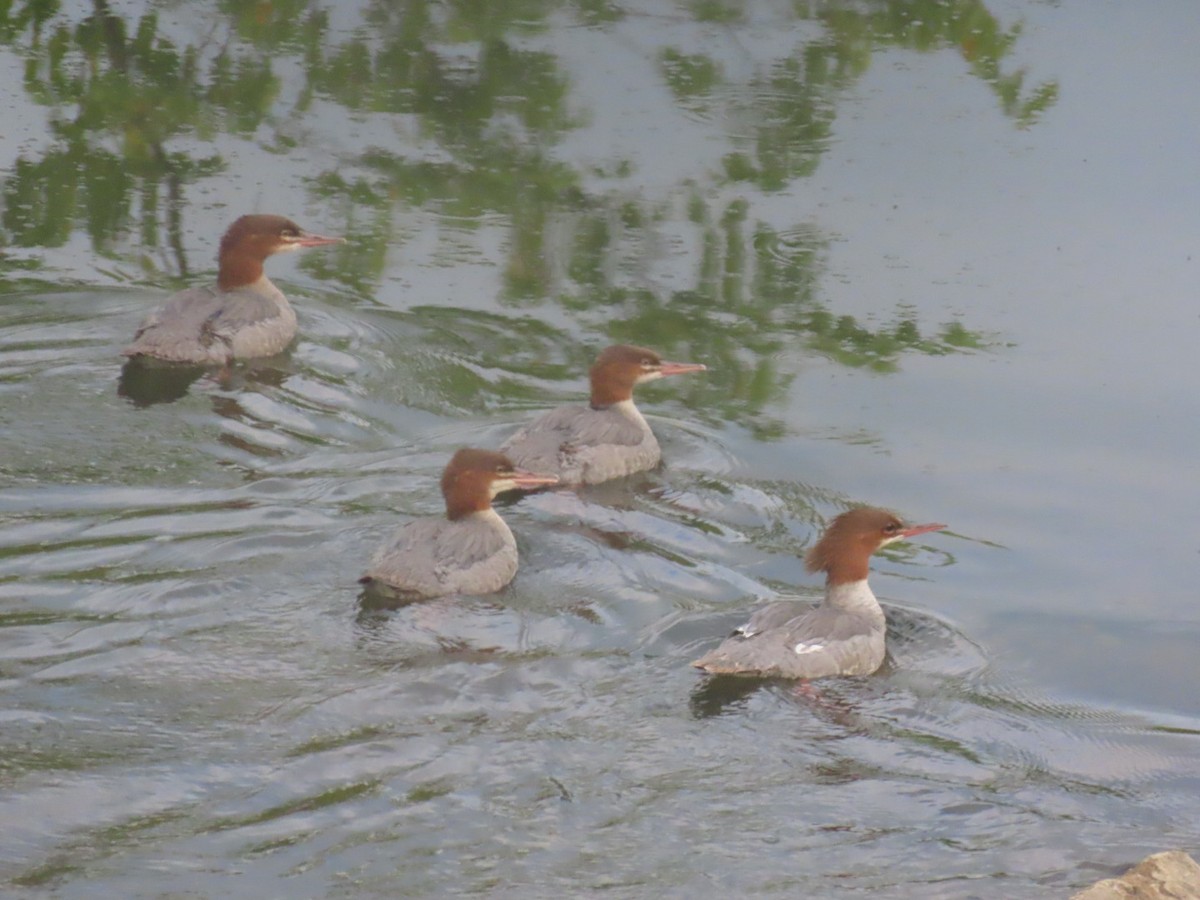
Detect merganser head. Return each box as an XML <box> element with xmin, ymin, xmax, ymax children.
<box><xmin>588</xmin><ymin>344</ymin><xmax>707</xmax><ymax>408</ymax></box>
<box><xmin>441</xmin><ymin>448</ymin><xmax>559</xmax><ymax>520</ymax></box>
<box><xmin>804</xmin><ymin>507</ymin><xmax>946</xmax><ymax>585</ymax></box>
<box><xmin>217</xmin><ymin>214</ymin><xmax>343</xmax><ymax>290</ymax></box>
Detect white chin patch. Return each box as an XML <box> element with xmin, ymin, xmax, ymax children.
<box><xmin>793</xmin><ymin>641</ymin><xmax>824</xmax><ymax>655</ymax></box>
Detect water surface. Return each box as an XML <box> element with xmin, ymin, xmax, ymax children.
<box><xmin>2</xmin><ymin>1</ymin><xmax>1199</xmax><ymax>896</ymax></box>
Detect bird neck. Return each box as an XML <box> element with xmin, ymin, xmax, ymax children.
<box><xmin>822</xmin><ymin>579</ymin><xmax>883</xmax><ymax>620</ymax></box>
<box><xmin>445</xmin><ymin>496</ymin><xmax>496</xmax><ymax>522</ymax></box>
<box><xmin>589</xmin><ymin>380</ymin><xmax>634</xmax><ymax>409</ymax></box>
<box><xmin>589</xmin><ymin>396</ymin><xmax>644</xmax><ymax>423</ymax></box>
<box><xmin>217</xmin><ymin>252</ymin><xmax>266</xmax><ymax>291</ymax></box>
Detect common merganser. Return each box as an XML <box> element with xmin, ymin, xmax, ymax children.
<box><xmin>359</xmin><ymin>449</ymin><xmax>559</xmax><ymax>598</ymax></box>
<box><xmin>122</xmin><ymin>214</ymin><xmax>343</xmax><ymax>364</ymax></box>
<box><xmin>500</xmin><ymin>344</ymin><xmax>706</xmax><ymax>485</ymax></box>
<box><xmin>691</xmin><ymin>508</ymin><xmax>946</xmax><ymax>679</ymax></box>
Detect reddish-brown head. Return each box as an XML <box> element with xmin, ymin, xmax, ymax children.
<box><xmin>217</xmin><ymin>214</ymin><xmax>343</xmax><ymax>290</ymax></box>
<box><xmin>440</xmin><ymin>448</ymin><xmax>559</xmax><ymax>520</ymax></box>
<box><xmin>588</xmin><ymin>344</ymin><xmax>706</xmax><ymax>408</ymax></box>
<box><xmin>804</xmin><ymin>507</ymin><xmax>946</xmax><ymax>585</ymax></box>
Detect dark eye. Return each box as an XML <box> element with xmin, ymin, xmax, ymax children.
<box><xmin>281</xmin><ymin>227</ymin><xmax>299</xmax><ymax>238</ymax></box>
<box><xmin>642</xmin><ymin>358</ymin><xmax>654</xmax><ymax>367</ymax></box>
<box><xmin>884</xmin><ymin>522</ymin><xmax>901</xmax><ymax>534</ymax></box>
<box><xmin>497</xmin><ymin>466</ymin><xmax>514</xmax><ymax>476</ymax></box>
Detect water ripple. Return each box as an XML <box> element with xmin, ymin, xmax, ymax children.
<box><xmin>2</xmin><ymin>288</ymin><xmax>1199</xmax><ymax>897</ymax></box>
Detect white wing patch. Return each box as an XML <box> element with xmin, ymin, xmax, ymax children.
<box><xmin>735</xmin><ymin>623</ymin><xmax>758</xmax><ymax>638</ymax></box>
<box><xmin>793</xmin><ymin>641</ymin><xmax>825</xmax><ymax>655</ymax></box>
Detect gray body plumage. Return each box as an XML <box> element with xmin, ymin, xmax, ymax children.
<box><xmin>123</xmin><ymin>276</ymin><xmax>297</xmax><ymax>364</ymax></box>
<box><xmin>692</xmin><ymin>581</ymin><xmax>887</xmax><ymax>679</ymax></box>
<box><xmin>363</xmin><ymin>509</ymin><xmax>518</xmax><ymax>599</ymax></box>
<box><xmin>500</xmin><ymin>399</ymin><xmax>660</xmax><ymax>485</ymax></box>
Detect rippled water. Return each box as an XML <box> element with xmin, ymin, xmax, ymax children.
<box><xmin>4</xmin><ymin>282</ymin><xmax>1198</xmax><ymax>898</ymax></box>
<box><xmin>3</xmin><ymin>1</ymin><xmax>1200</xmax><ymax>897</ymax></box>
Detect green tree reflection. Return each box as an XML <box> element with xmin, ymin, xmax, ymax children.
<box><xmin>0</xmin><ymin>0</ymin><xmax>1039</xmax><ymax>430</ymax></box>
<box><xmin>818</xmin><ymin>0</ymin><xmax>1058</xmax><ymax>126</ymax></box>
<box><xmin>0</xmin><ymin>0</ymin><xmax>280</xmax><ymax>269</ymax></box>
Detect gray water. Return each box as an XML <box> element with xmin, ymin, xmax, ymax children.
<box><xmin>2</xmin><ymin>1</ymin><xmax>1199</xmax><ymax>896</ymax></box>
